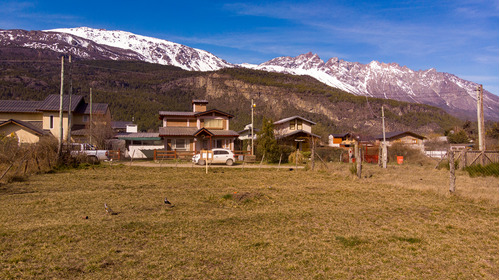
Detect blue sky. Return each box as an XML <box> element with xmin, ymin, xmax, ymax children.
<box><xmin>1</xmin><ymin>0</ymin><xmax>498</xmax><ymax>95</ymax></box>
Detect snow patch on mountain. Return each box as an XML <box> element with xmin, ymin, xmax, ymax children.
<box><xmin>46</xmin><ymin>27</ymin><xmax>233</xmax><ymax>71</ymax></box>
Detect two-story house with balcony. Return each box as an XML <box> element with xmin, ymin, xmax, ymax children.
<box><xmin>0</xmin><ymin>94</ymin><xmax>110</xmax><ymax>144</ymax></box>
<box><xmin>273</xmin><ymin>116</ymin><xmax>320</xmax><ymax>151</ymax></box>
<box><xmin>158</xmin><ymin>100</ymin><xmax>239</xmax><ymax>152</ymax></box>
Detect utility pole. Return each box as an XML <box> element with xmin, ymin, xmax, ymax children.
<box><xmin>381</xmin><ymin>106</ymin><xmax>387</xmax><ymax>168</ymax></box>
<box><xmin>89</xmin><ymin>88</ymin><xmax>93</xmax><ymax>146</ymax></box>
<box><xmin>67</xmin><ymin>55</ymin><xmax>73</xmax><ymax>142</ymax></box>
<box><xmin>251</xmin><ymin>99</ymin><xmax>255</xmax><ymax>156</ymax></box>
<box><xmin>57</xmin><ymin>56</ymin><xmax>64</xmax><ymax>158</ymax></box>
<box><xmin>477</xmin><ymin>85</ymin><xmax>485</xmax><ymax>151</ymax></box>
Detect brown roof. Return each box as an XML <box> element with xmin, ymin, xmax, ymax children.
<box><xmin>158</xmin><ymin>109</ymin><xmax>234</xmax><ymax>119</ymax></box>
<box><xmin>276</xmin><ymin>129</ymin><xmax>321</xmax><ymax>139</ymax></box>
<box><xmin>159</xmin><ymin>127</ymin><xmax>198</xmax><ymax>136</ymax></box>
<box><xmin>159</xmin><ymin>127</ymin><xmax>239</xmax><ymax>137</ymax></box>
<box><xmin>192</xmin><ymin>99</ymin><xmax>208</xmax><ymax>104</ymax></box>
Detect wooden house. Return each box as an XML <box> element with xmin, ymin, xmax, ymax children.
<box><xmin>375</xmin><ymin>131</ymin><xmax>426</xmax><ymax>151</ymax></box>
<box><xmin>0</xmin><ymin>95</ymin><xmax>110</xmax><ymax>144</ymax></box>
<box><xmin>273</xmin><ymin>116</ymin><xmax>320</xmax><ymax>151</ymax></box>
<box><xmin>158</xmin><ymin>100</ymin><xmax>239</xmax><ymax>152</ymax></box>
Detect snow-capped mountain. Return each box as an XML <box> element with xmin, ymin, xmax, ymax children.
<box><xmin>242</xmin><ymin>52</ymin><xmax>499</xmax><ymax>120</ymax></box>
<box><xmin>46</xmin><ymin>27</ymin><xmax>233</xmax><ymax>71</ymax></box>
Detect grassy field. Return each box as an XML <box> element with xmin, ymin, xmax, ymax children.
<box><xmin>0</xmin><ymin>163</ymin><xmax>498</xmax><ymax>279</ymax></box>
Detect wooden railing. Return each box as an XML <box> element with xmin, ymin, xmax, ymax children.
<box><xmin>153</xmin><ymin>150</ymin><xmax>252</xmax><ymax>161</ymax></box>
<box><xmin>153</xmin><ymin>150</ymin><xmax>196</xmax><ymax>161</ymax></box>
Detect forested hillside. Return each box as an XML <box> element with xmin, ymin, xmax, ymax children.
<box><xmin>0</xmin><ymin>47</ymin><xmax>462</xmax><ymax>138</ymax></box>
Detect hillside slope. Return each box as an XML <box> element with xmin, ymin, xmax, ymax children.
<box><xmin>0</xmin><ymin>49</ymin><xmax>461</xmax><ymax>137</ymax></box>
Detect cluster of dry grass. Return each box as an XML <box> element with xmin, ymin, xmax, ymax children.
<box><xmin>0</xmin><ymin>163</ymin><xmax>497</xmax><ymax>279</ymax></box>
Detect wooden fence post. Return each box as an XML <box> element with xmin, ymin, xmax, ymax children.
<box><xmin>449</xmin><ymin>150</ymin><xmax>456</xmax><ymax>193</ymax></box>
<box><xmin>356</xmin><ymin>146</ymin><xmax>362</xmax><ymax>178</ymax></box>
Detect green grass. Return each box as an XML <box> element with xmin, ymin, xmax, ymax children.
<box><xmin>0</xmin><ymin>164</ymin><xmax>498</xmax><ymax>279</ymax></box>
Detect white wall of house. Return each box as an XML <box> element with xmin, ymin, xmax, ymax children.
<box><xmin>274</xmin><ymin>119</ymin><xmax>312</xmax><ymax>137</ymax></box>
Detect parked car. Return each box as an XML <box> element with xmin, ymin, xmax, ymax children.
<box><xmin>192</xmin><ymin>149</ymin><xmax>235</xmax><ymax>166</ymax></box>
<box><xmin>65</xmin><ymin>143</ymin><xmax>109</xmax><ymax>162</ymax></box>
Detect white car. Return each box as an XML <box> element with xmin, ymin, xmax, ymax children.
<box><xmin>192</xmin><ymin>149</ymin><xmax>235</xmax><ymax>166</ymax></box>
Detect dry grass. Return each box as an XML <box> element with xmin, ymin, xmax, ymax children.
<box><xmin>0</xmin><ymin>163</ymin><xmax>497</xmax><ymax>279</ymax></box>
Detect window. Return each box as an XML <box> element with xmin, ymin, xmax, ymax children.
<box><xmin>173</xmin><ymin>139</ymin><xmax>187</xmax><ymax>151</ymax></box>
<box><xmin>289</xmin><ymin>121</ymin><xmax>295</xmax><ymax>130</ymax></box>
<box><xmin>205</xmin><ymin>119</ymin><xmax>223</xmax><ymax>129</ymax></box>
<box><xmin>49</xmin><ymin>115</ymin><xmax>54</xmax><ymax>129</ymax></box>
<box><xmin>297</xmin><ymin>120</ymin><xmax>303</xmax><ymax>130</ymax></box>
<box><xmin>215</xmin><ymin>139</ymin><xmax>223</xmax><ymax>148</ymax></box>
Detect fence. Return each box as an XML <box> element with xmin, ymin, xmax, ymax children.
<box><xmin>457</xmin><ymin>150</ymin><xmax>499</xmax><ymax>168</ymax></box>
<box><xmin>153</xmin><ymin>150</ymin><xmax>195</xmax><ymax>161</ymax></box>
<box><xmin>153</xmin><ymin>150</ymin><xmax>252</xmax><ymax>161</ymax></box>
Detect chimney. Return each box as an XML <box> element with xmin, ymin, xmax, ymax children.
<box><xmin>192</xmin><ymin>99</ymin><xmax>208</xmax><ymax>112</ymax></box>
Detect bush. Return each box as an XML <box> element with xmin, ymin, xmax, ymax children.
<box><xmin>288</xmin><ymin>151</ymin><xmax>307</xmax><ymax>164</ymax></box>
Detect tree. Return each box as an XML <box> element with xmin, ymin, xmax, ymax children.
<box><xmin>88</xmin><ymin>113</ymin><xmax>114</xmax><ymax>149</ymax></box>
<box><xmin>256</xmin><ymin>117</ymin><xmax>282</xmax><ymax>163</ymax></box>
<box><xmin>447</xmin><ymin>130</ymin><xmax>469</xmax><ymax>144</ymax></box>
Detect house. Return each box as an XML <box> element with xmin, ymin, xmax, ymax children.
<box><xmin>236</xmin><ymin>124</ymin><xmax>260</xmax><ymax>151</ymax></box>
<box><xmin>375</xmin><ymin>131</ymin><xmax>426</xmax><ymax>151</ymax></box>
<box><xmin>328</xmin><ymin>133</ymin><xmax>355</xmax><ymax>147</ymax></box>
<box><xmin>0</xmin><ymin>119</ymin><xmax>51</xmax><ymax>143</ymax></box>
<box><xmin>158</xmin><ymin>100</ymin><xmax>239</xmax><ymax>152</ymax></box>
<box><xmin>0</xmin><ymin>95</ymin><xmax>110</xmax><ymax>144</ymax></box>
<box><xmin>112</xmin><ymin>121</ymin><xmax>136</xmax><ymax>134</ymax></box>
<box><xmin>273</xmin><ymin>116</ymin><xmax>320</xmax><ymax>151</ymax></box>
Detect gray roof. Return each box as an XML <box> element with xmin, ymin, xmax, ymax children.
<box><xmin>117</xmin><ymin>133</ymin><xmax>161</xmax><ymax>140</ymax></box>
<box><xmin>0</xmin><ymin>100</ymin><xmax>43</xmax><ymax>113</ymax></box>
<box><xmin>0</xmin><ymin>119</ymin><xmax>50</xmax><ymax>136</ymax></box>
<box><xmin>159</xmin><ymin>111</ymin><xmax>196</xmax><ymax>116</ymax></box>
<box><xmin>274</xmin><ymin>116</ymin><xmax>316</xmax><ymax>125</ymax></box>
<box><xmin>76</xmin><ymin>103</ymin><xmax>109</xmax><ymax>114</ymax></box>
<box><xmin>0</xmin><ymin>95</ymin><xmax>108</xmax><ymax>114</ymax></box>
<box><xmin>37</xmin><ymin>94</ymin><xmax>85</xmax><ymax>112</ymax></box>
<box><xmin>112</xmin><ymin>121</ymin><xmax>134</xmax><ymax>129</ymax></box>
<box><xmin>375</xmin><ymin>131</ymin><xmax>426</xmax><ymax>140</ymax></box>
